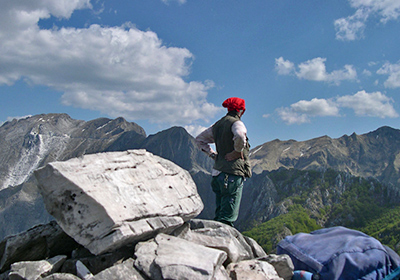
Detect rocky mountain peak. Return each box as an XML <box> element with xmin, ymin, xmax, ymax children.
<box><xmin>0</xmin><ymin>113</ymin><xmax>146</xmax><ymax>190</ymax></box>
<box><xmin>2</xmin><ymin>114</ymin><xmax>400</xmax><ymax>262</ymax></box>
<box><xmin>141</xmin><ymin>126</ymin><xmax>213</xmax><ymax>174</ymax></box>
<box><xmin>0</xmin><ymin>114</ymin><xmax>212</xmax><ymax>240</ymax></box>
<box><xmin>250</xmin><ymin>126</ymin><xmax>400</xmax><ymax>188</ymax></box>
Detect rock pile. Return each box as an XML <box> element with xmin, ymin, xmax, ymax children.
<box><xmin>34</xmin><ymin>149</ymin><xmax>203</xmax><ymax>255</ymax></box>
<box><xmin>0</xmin><ymin>150</ymin><xmax>294</xmax><ymax>280</ymax></box>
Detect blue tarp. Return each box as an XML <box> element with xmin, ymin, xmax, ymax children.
<box><xmin>277</xmin><ymin>227</ymin><xmax>400</xmax><ymax>280</ymax></box>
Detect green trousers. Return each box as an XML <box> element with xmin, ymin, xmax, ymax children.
<box><xmin>211</xmin><ymin>172</ymin><xmax>244</xmax><ymax>227</ymax></box>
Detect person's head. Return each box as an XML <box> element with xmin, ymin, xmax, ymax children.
<box><xmin>222</xmin><ymin>97</ymin><xmax>246</xmax><ymax>117</ymax></box>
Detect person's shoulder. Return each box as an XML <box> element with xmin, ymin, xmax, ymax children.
<box><xmin>231</xmin><ymin>120</ymin><xmax>247</xmax><ymax>133</ymax></box>
<box><xmin>232</xmin><ymin>119</ymin><xmax>245</xmax><ymax>126</ymax></box>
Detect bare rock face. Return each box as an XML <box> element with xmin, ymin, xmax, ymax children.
<box><xmin>258</xmin><ymin>254</ymin><xmax>294</xmax><ymax>280</ymax></box>
<box><xmin>185</xmin><ymin>219</ymin><xmax>267</xmax><ymax>264</ymax></box>
<box><xmin>226</xmin><ymin>259</ymin><xmax>283</xmax><ymax>280</ymax></box>
<box><xmin>8</xmin><ymin>255</ymin><xmax>67</xmax><ymax>280</ymax></box>
<box><xmin>0</xmin><ymin>221</ymin><xmax>79</xmax><ymax>274</ymax></box>
<box><xmin>134</xmin><ymin>233</ymin><xmax>228</xmax><ymax>280</ymax></box>
<box><xmin>0</xmin><ymin>219</ymin><xmax>284</xmax><ymax>280</ymax></box>
<box><xmin>91</xmin><ymin>258</ymin><xmax>146</xmax><ymax>280</ymax></box>
<box><xmin>34</xmin><ymin>149</ymin><xmax>203</xmax><ymax>255</ymax></box>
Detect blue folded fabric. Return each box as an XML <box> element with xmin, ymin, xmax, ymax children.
<box><xmin>277</xmin><ymin>227</ymin><xmax>400</xmax><ymax>280</ymax></box>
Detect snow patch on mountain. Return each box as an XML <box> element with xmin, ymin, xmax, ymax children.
<box><xmin>249</xmin><ymin>146</ymin><xmax>263</xmax><ymax>156</ymax></box>
<box><xmin>0</xmin><ymin>114</ymin><xmax>148</xmax><ymax>191</ymax></box>
<box><xmin>2</xmin><ymin>131</ymin><xmax>71</xmax><ymax>189</ymax></box>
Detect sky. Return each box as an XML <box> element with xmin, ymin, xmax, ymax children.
<box><xmin>1</xmin><ymin>0</ymin><xmax>400</xmax><ymax>148</ymax></box>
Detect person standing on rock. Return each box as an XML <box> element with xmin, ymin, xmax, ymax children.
<box><xmin>195</xmin><ymin>97</ymin><xmax>252</xmax><ymax>227</ymax></box>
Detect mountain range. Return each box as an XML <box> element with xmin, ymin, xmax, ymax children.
<box><xmin>1</xmin><ymin>113</ymin><xmax>400</xmax><ymax>253</ymax></box>
<box><xmin>250</xmin><ymin>126</ymin><xmax>400</xmax><ymax>188</ymax></box>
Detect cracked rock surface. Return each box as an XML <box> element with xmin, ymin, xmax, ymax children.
<box><xmin>34</xmin><ymin>149</ymin><xmax>204</xmax><ymax>255</ymax></box>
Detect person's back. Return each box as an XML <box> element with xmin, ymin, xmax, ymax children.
<box><xmin>195</xmin><ymin>97</ymin><xmax>251</xmax><ymax>227</ymax></box>
<box><xmin>212</xmin><ymin>111</ymin><xmax>251</xmax><ymax>178</ymax></box>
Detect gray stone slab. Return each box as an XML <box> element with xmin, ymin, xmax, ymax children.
<box><xmin>35</xmin><ymin>150</ymin><xmax>203</xmax><ymax>255</ymax></box>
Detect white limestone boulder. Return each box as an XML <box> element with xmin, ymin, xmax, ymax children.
<box><xmin>42</xmin><ymin>273</ymin><xmax>81</xmax><ymax>280</ymax></box>
<box><xmin>182</xmin><ymin>220</ymin><xmax>266</xmax><ymax>265</ymax></box>
<box><xmin>92</xmin><ymin>259</ymin><xmax>146</xmax><ymax>280</ymax></box>
<box><xmin>8</xmin><ymin>255</ymin><xmax>67</xmax><ymax>280</ymax></box>
<box><xmin>226</xmin><ymin>259</ymin><xmax>283</xmax><ymax>280</ymax></box>
<box><xmin>34</xmin><ymin>150</ymin><xmax>203</xmax><ymax>255</ymax></box>
<box><xmin>134</xmin><ymin>233</ymin><xmax>228</xmax><ymax>280</ymax></box>
<box><xmin>258</xmin><ymin>254</ymin><xmax>294</xmax><ymax>280</ymax></box>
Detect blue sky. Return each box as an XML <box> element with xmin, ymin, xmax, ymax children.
<box><xmin>1</xmin><ymin>0</ymin><xmax>400</xmax><ymax>147</ymax></box>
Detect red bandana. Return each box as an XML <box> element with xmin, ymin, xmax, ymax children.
<box><xmin>222</xmin><ymin>97</ymin><xmax>246</xmax><ymax>112</ymax></box>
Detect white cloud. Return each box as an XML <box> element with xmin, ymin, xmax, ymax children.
<box><xmin>337</xmin><ymin>90</ymin><xmax>399</xmax><ymax>118</ymax></box>
<box><xmin>335</xmin><ymin>0</ymin><xmax>400</xmax><ymax>41</ymax></box>
<box><xmin>275</xmin><ymin>57</ymin><xmax>357</xmax><ymax>85</ymax></box>
<box><xmin>161</xmin><ymin>0</ymin><xmax>187</xmax><ymax>4</ymax></box>
<box><xmin>297</xmin><ymin>58</ymin><xmax>329</xmax><ymax>81</ymax></box>
<box><xmin>184</xmin><ymin>124</ymin><xmax>209</xmax><ymax>138</ymax></box>
<box><xmin>350</xmin><ymin>0</ymin><xmax>400</xmax><ymax>22</ymax></box>
<box><xmin>276</xmin><ymin>90</ymin><xmax>398</xmax><ymax>124</ymax></box>
<box><xmin>277</xmin><ymin>98</ymin><xmax>339</xmax><ymax>125</ymax></box>
<box><xmin>7</xmin><ymin>115</ymin><xmax>32</xmax><ymax>121</ymax></box>
<box><xmin>334</xmin><ymin>8</ymin><xmax>369</xmax><ymax>41</ymax></box>
<box><xmin>1</xmin><ymin>115</ymin><xmax>33</xmax><ymax>126</ymax></box>
<box><xmin>291</xmin><ymin>98</ymin><xmax>340</xmax><ymax>116</ymax></box>
<box><xmin>275</xmin><ymin>57</ymin><xmax>295</xmax><ymax>75</ymax></box>
<box><xmin>0</xmin><ymin>0</ymin><xmax>92</xmax><ymax>34</ymax></box>
<box><xmin>276</xmin><ymin>107</ymin><xmax>311</xmax><ymax>125</ymax></box>
<box><xmin>328</xmin><ymin>65</ymin><xmax>358</xmax><ymax>84</ymax></box>
<box><xmin>377</xmin><ymin>61</ymin><xmax>400</xmax><ymax>88</ymax></box>
<box><xmin>362</xmin><ymin>69</ymin><xmax>372</xmax><ymax>76</ymax></box>
<box><xmin>0</xmin><ymin>0</ymin><xmax>219</xmax><ymax>126</ymax></box>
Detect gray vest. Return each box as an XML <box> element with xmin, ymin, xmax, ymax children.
<box><xmin>212</xmin><ymin>111</ymin><xmax>252</xmax><ymax>178</ymax></box>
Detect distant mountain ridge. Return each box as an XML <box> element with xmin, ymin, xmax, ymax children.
<box><xmin>2</xmin><ymin>113</ymin><xmax>400</xmax><ymax>248</ymax></box>
<box><xmin>250</xmin><ymin>126</ymin><xmax>400</xmax><ymax>188</ymax></box>
<box><xmin>0</xmin><ymin>114</ymin><xmax>212</xmax><ymax>240</ymax></box>
<box><xmin>0</xmin><ymin>113</ymin><xmax>146</xmax><ymax>190</ymax></box>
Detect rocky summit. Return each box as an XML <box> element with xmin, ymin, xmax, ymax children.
<box><xmin>34</xmin><ymin>149</ymin><xmax>203</xmax><ymax>255</ymax></box>
<box><xmin>4</xmin><ymin>114</ymin><xmax>400</xmax><ymax>241</ymax></box>
<box><xmin>0</xmin><ymin>150</ymin><xmax>294</xmax><ymax>280</ymax></box>
<box><xmin>0</xmin><ymin>114</ymin><xmax>213</xmax><ymax>241</ymax></box>
<box><xmin>4</xmin><ymin>113</ymin><xmax>400</xmax><ymax>274</ymax></box>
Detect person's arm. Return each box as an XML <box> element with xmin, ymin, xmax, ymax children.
<box><xmin>225</xmin><ymin>121</ymin><xmax>247</xmax><ymax>161</ymax></box>
<box><xmin>195</xmin><ymin>127</ymin><xmax>217</xmax><ymax>159</ymax></box>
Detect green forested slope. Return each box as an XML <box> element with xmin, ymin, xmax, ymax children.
<box><xmin>243</xmin><ymin>168</ymin><xmax>400</xmax><ymax>254</ymax></box>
